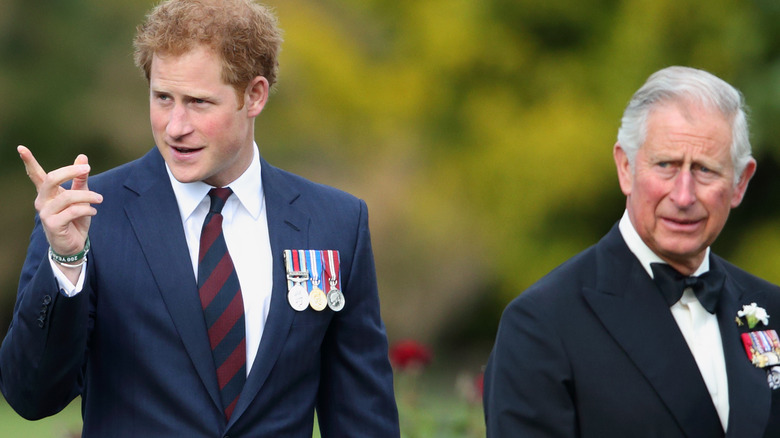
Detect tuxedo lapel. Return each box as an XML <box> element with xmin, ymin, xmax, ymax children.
<box><xmin>229</xmin><ymin>158</ymin><xmax>309</xmax><ymax>425</ymax></box>
<box><xmin>582</xmin><ymin>226</ymin><xmax>723</xmax><ymax>437</ymax></box>
<box><xmin>121</xmin><ymin>150</ymin><xmax>222</xmax><ymax>412</ymax></box>
<box><xmin>714</xmin><ymin>257</ymin><xmax>771</xmax><ymax>438</ymax></box>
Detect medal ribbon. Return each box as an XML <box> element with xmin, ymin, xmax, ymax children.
<box><xmin>297</xmin><ymin>250</ymin><xmax>309</xmax><ymax>292</ymax></box>
<box><xmin>743</xmin><ymin>330</ymin><xmax>780</xmax><ymax>362</ymax></box>
<box><xmin>757</xmin><ymin>331</ymin><xmax>771</xmax><ymax>353</ymax></box>
<box><xmin>285</xmin><ymin>249</ymin><xmax>310</xmax><ymax>290</ymax></box>
<box><xmin>742</xmin><ymin>333</ymin><xmax>755</xmax><ymax>362</ymax></box>
<box><xmin>761</xmin><ymin>330</ymin><xmax>779</xmax><ymax>353</ymax></box>
<box><xmin>323</xmin><ymin>250</ymin><xmax>341</xmax><ymax>291</ymax></box>
<box><xmin>770</xmin><ymin>331</ymin><xmax>780</xmax><ymax>350</ymax></box>
<box><xmin>308</xmin><ymin>250</ymin><xmax>322</xmax><ymax>288</ymax></box>
<box><xmin>284</xmin><ymin>250</ymin><xmax>294</xmax><ymax>290</ymax></box>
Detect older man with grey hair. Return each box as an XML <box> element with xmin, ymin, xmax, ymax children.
<box><xmin>484</xmin><ymin>66</ymin><xmax>780</xmax><ymax>438</ymax></box>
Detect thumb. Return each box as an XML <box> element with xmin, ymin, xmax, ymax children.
<box><xmin>72</xmin><ymin>154</ymin><xmax>90</xmax><ymax>191</ymax></box>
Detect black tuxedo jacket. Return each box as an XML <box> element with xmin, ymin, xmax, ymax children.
<box><xmin>484</xmin><ymin>224</ymin><xmax>780</xmax><ymax>437</ymax></box>
<box><xmin>0</xmin><ymin>148</ymin><xmax>399</xmax><ymax>437</ymax></box>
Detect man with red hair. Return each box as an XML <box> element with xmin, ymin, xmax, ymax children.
<box><xmin>1</xmin><ymin>1</ymin><xmax>399</xmax><ymax>436</ymax></box>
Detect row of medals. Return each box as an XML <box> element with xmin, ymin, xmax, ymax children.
<box><xmin>287</xmin><ymin>271</ymin><xmax>345</xmax><ymax>312</ymax></box>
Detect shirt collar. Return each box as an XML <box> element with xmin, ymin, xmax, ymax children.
<box><xmin>166</xmin><ymin>143</ymin><xmax>264</xmax><ymax>222</ymax></box>
<box><xmin>618</xmin><ymin>210</ymin><xmax>709</xmax><ymax>278</ymax></box>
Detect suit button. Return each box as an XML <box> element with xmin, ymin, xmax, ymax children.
<box><xmin>42</xmin><ymin>295</ymin><xmax>52</xmax><ymax>305</ymax></box>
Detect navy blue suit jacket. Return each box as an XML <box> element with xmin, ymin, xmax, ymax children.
<box><xmin>484</xmin><ymin>224</ymin><xmax>780</xmax><ymax>438</ymax></box>
<box><xmin>0</xmin><ymin>148</ymin><xmax>399</xmax><ymax>437</ymax></box>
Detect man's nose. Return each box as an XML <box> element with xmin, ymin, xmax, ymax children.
<box><xmin>166</xmin><ymin>104</ymin><xmax>193</xmax><ymax>139</ymax></box>
<box><xmin>669</xmin><ymin>168</ymin><xmax>697</xmax><ymax>208</ymax></box>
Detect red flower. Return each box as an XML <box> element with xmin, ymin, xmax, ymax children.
<box><xmin>389</xmin><ymin>339</ymin><xmax>432</xmax><ymax>371</ymax></box>
<box><xmin>474</xmin><ymin>371</ymin><xmax>484</xmax><ymax>398</ymax></box>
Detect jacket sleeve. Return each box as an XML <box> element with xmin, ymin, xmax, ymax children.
<box><xmin>315</xmin><ymin>199</ymin><xmax>400</xmax><ymax>437</ymax></box>
<box><xmin>483</xmin><ymin>292</ymin><xmax>578</xmax><ymax>437</ymax></box>
<box><xmin>0</xmin><ymin>215</ymin><xmax>91</xmax><ymax>420</ymax></box>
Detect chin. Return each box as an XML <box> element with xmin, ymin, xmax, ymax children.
<box><xmin>169</xmin><ymin>170</ymin><xmax>200</xmax><ymax>184</ymax></box>
<box><xmin>660</xmin><ymin>245</ymin><xmax>706</xmax><ymax>262</ymax></box>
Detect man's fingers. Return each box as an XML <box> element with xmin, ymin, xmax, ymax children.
<box><xmin>40</xmin><ymin>163</ymin><xmax>92</xmax><ymax>193</ymax></box>
<box><xmin>39</xmin><ymin>188</ymin><xmax>103</xmax><ymax>214</ymax></box>
<box><xmin>43</xmin><ymin>203</ymin><xmax>99</xmax><ymax>231</ymax></box>
<box><xmin>72</xmin><ymin>154</ymin><xmax>90</xmax><ymax>191</ymax></box>
<box><xmin>18</xmin><ymin>146</ymin><xmax>92</xmax><ymax>193</ymax></box>
<box><xmin>17</xmin><ymin>145</ymin><xmax>47</xmax><ymax>189</ymax></box>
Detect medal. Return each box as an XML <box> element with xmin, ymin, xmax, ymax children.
<box><xmin>310</xmin><ymin>289</ymin><xmax>328</xmax><ymax>311</ymax></box>
<box><xmin>741</xmin><ymin>329</ymin><xmax>780</xmax><ymax>368</ymax></box>
<box><xmin>288</xmin><ymin>284</ymin><xmax>309</xmax><ymax>311</ymax></box>
<box><xmin>326</xmin><ymin>288</ymin><xmax>345</xmax><ymax>312</ymax></box>
<box><xmin>324</xmin><ymin>250</ymin><xmax>345</xmax><ymax>312</ymax></box>
<box><xmin>285</xmin><ymin>250</ymin><xmax>310</xmax><ymax>312</ymax></box>
<box><xmin>768</xmin><ymin>366</ymin><xmax>780</xmax><ymax>390</ymax></box>
<box><xmin>308</xmin><ymin>250</ymin><xmax>327</xmax><ymax>311</ymax></box>
<box><xmin>284</xmin><ymin>249</ymin><xmax>344</xmax><ymax>312</ymax></box>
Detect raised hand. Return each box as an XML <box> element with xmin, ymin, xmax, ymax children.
<box><xmin>18</xmin><ymin>145</ymin><xmax>103</xmax><ymax>272</ymax></box>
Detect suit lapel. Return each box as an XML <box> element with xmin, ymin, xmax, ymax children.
<box><xmin>229</xmin><ymin>158</ymin><xmax>309</xmax><ymax>425</ymax></box>
<box><xmin>714</xmin><ymin>257</ymin><xmax>770</xmax><ymax>438</ymax></box>
<box><xmin>121</xmin><ymin>149</ymin><xmax>223</xmax><ymax>412</ymax></box>
<box><xmin>582</xmin><ymin>226</ymin><xmax>723</xmax><ymax>437</ymax></box>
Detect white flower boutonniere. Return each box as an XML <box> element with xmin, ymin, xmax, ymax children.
<box><xmin>737</xmin><ymin>302</ymin><xmax>770</xmax><ymax>329</ymax></box>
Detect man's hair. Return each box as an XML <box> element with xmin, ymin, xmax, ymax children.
<box><xmin>616</xmin><ymin>66</ymin><xmax>752</xmax><ymax>184</ymax></box>
<box><xmin>133</xmin><ymin>0</ymin><xmax>283</xmax><ymax>98</ymax></box>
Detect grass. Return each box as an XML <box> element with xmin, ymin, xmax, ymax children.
<box><xmin>0</xmin><ymin>398</ymin><xmax>81</xmax><ymax>438</ymax></box>
<box><xmin>395</xmin><ymin>371</ymin><xmax>485</xmax><ymax>438</ymax></box>
<box><xmin>0</xmin><ymin>369</ymin><xmax>486</xmax><ymax>437</ymax></box>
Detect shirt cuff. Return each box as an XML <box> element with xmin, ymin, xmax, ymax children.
<box><xmin>49</xmin><ymin>258</ymin><xmax>87</xmax><ymax>297</ymax></box>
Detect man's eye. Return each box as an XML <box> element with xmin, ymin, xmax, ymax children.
<box><xmin>693</xmin><ymin>163</ymin><xmax>716</xmax><ymax>175</ymax></box>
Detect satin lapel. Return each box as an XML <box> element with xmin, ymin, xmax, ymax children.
<box><xmin>122</xmin><ymin>150</ymin><xmax>222</xmax><ymax>412</ymax></box>
<box><xmin>229</xmin><ymin>158</ymin><xmax>309</xmax><ymax>425</ymax></box>
<box><xmin>582</xmin><ymin>226</ymin><xmax>723</xmax><ymax>437</ymax></box>
<box><xmin>715</xmin><ymin>258</ymin><xmax>770</xmax><ymax>438</ymax></box>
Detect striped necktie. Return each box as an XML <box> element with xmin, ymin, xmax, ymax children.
<box><xmin>198</xmin><ymin>187</ymin><xmax>246</xmax><ymax>420</ymax></box>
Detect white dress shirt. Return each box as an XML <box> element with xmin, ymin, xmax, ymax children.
<box><xmin>619</xmin><ymin>211</ymin><xmax>729</xmax><ymax>431</ymax></box>
<box><xmin>52</xmin><ymin>144</ymin><xmax>273</xmax><ymax>376</ymax></box>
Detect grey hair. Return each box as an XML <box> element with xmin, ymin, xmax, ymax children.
<box><xmin>616</xmin><ymin>66</ymin><xmax>752</xmax><ymax>185</ymax></box>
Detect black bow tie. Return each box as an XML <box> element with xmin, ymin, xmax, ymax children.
<box><xmin>650</xmin><ymin>263</ymin><xmax>726</xmax><ymax>314</ymax></box>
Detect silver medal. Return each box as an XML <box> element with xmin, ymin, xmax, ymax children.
<box><xmin>287</xmin><ymin>283</ymin><xmax>309</xmax><ymax>311</ymax></box>
<box><xmin>327</xmin><ymin>288</ymin><xmax>345</xmax><ymax>312</ymax></box>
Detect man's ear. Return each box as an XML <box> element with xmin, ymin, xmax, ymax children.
<box><xmin>245</xmin><ymin>76</ymin><xmax>269</xmax><ymax>117</ymax></box>
<box><xmin>614</xmin><ymin>142</ymin><xmax>633</xmax><ymax>196</ymax></box>
<box><xmin>731</xmin><ymin>158</ymin><xmax>757</xmax><ymax>208</ymax></box>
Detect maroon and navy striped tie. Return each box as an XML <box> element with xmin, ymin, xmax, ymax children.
<box><xmin>198</xmin><ymin>187</ymin><xmax>246</xmax><ymax>420</ymax></box>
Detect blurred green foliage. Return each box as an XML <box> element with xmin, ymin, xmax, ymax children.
<box><xmin>2</xmin><ymin>0</ymin><xmax>780</xmax><ymax>366</ymax></box>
